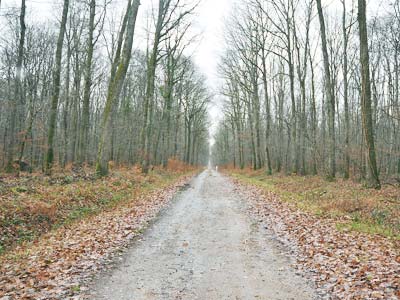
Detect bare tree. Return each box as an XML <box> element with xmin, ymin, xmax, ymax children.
<box><xmin>341</xmin><ymin>0</ymin><xmax>352</xmax><ymax>179</ymax></box>
<box><xmin>357</xmin><ymin>0</ymin><xmax>380</xmax><ymax>188</ymax></box>
<box><xmin>45</xmin><ymin>0</ymin><xmax>70</xmax><ymax>174</ymax></box>
<box><xmin>96</xmin><ymin>0</ymin><xmax>140</xmax><ymax>176</ymax></box>
<box><xmin>6</xmin><ymin>0</ymin><xmax>26</xmax><ymax>172</ymax></box>
<box><xmin>316</xmin><ymin>0</ymin><xmax>336</xmax><ymax>179</ymax></box>
<box><xmin>0</xmin><ymin>0</ymin><xmax>208</xmax><ymax>174</ymax></box>
<box><xmin>213</xmin><ymin>0</ymin><xmax>398</xmax><ymax>186</ymax></box>
<box><xmin>79</xmin><ymin>0</ymin><xmax>97</xmax><ymax>164</ymax></box>
<box><xmin>141</xmin><ymin>0</ymin><xmax>197</xmax><ymax>174</ymax></box>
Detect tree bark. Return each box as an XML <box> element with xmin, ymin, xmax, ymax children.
<box><xmin>80</xmin><ymin>0</ymin><xmax>96</xmax><ymax>164</ymax></box>
<box><xmin>141</xmin><ymin>0</ymin><xmax>165</xmax><ymax>174</ymax></box>
<box><xmin>45</xmin><ymin>0</ymin><xmax>69</xmax><ymax>174</ymax></box>
<box><xmin>96</xmin><ymin>0</ymin><xmax>140</xmax><ymax>176</ymax></box>
<box><xmin>6</xmin><ymin>0</ymin><xmax>26</xmax><ymax>172</ymax></box>
<box><xmin>357</xmin><ymin>0</ymin><xmax>381</xmax><ymax>188</ymax></box>
<box><xmin>342</xmin><ymin>0</ymin><xmax>350</xmax><ymax>179</ymax></box>
<box><xmin>316</xmin><ymin>0</ymin><xmax>336</xmax><ymax>179</ymax></box>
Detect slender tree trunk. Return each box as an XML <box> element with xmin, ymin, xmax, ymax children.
<box><xmin>231</xmin><ymin>121</ymin><xmax>236</xmax><ymax>168</ymax></box>
<box><xmin>6</xmin><ymin>0</ymin><xmax>26</xmax><ymax>172</ymax></box>
<box><xmin>63</xmin><ymin>40</ymin><xmax>72</xmax><ymax>166</ymax></box>
<box><xmin>309</xmin><ymin>50</ymin><xmax>317</xmax><ymax>175</ymax></box>
<box><xmin>288</xmin><ymin>40</ymin><xmax>297</xmax><ymax>174</ymax></box>
<box><xmin>80</xmin><ymin>0</ymin><xmax>96</xmax><ymax>164</ymax></box>
<box><xmin>357</xmin><ymin>0</ymin><xmax>381</xmax><ymax>189</ymax></box>
<box><xmin>316</xmin><ymin>0</ymin><xmax>336</xmax><ymax>179</ymax></box>
<box><xmin>141</xmin><ymin>0</ymin><xmax>166</xmax><ymax>174</ymax></box>
<box><xmin>253</xmin><ymin>76</ymin><xmax>262</xmax><ymax>170</ymax></box>
<box><xmin>342</xmin><ymin>0</ymin><xmax>350</xmax><ymax>179</ymax></box>
<box><xmin>18</xmin><ymin>3</ymin><xmax>33</xmax><ymax>165</ymax></box>
<box><xmin>261</xmin><ymin>59</ymin><xmax>272</xmax><ymax>174</ymax></box>
<box><xmin>96</xmin><ymin>0</ymin><xmax>140</xmax><ymax>176</ymax></box>
<box><xmin>185</xmin><ymin>121</ymin><xmax>191</xmax><ymax>163</ymax></box>
<box><xmin>247</xmin><ymin>98</ymin><xmax>257</xmax><ymax>170</ymax></box>
<box><xmin>294</xmin><ymin>22</ymin><xmax>309</xmax><ymax>175</ymax></box>
<box><xmin>276</xmin><ymin>62</ymin><xmax>285</xmax><ymax>172</ymax></box>
<box><xmin>173</xmin><ymin>98</ymin><xmax>182</xmax><ymax>157</ymax></box>
<box><xmin>162</xmin><ymin>54</ymin><xmax>174</xmax><ymax>168</ymax></box>
<box><xmin>70</xmin><ymin>41</ymin><xmax>81</xmax><ymax>163</ymax></box>
<box><xmin>45</xmin><ymin>0</ymin><xmax>69</xmax><ymax>174</ymax></box>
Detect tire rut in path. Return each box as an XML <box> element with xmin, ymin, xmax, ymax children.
<box><xmin>90</xmin><ymin>170</ymin><xmax>317</xmax><ymax>300</ymax></box>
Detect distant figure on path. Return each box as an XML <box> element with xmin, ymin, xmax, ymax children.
<box><xmin>215</xmin><ymin>165</ymin><xmax>218</xmax><ymax>172</ymax></box>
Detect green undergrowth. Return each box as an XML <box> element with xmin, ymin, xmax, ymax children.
<box><xmin>229</xmin><ymin>171</ymin><xmax>400</xmax><ymax>240</ymax></box>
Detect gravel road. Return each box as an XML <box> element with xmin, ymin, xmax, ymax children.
<box><xmin>90</xmin><ymin>170</ymin><xmax>316</xmax><ymax>300</ymax></box>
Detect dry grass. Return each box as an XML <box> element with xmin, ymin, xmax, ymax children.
<box><xmin>0</xmin><ymin>162</ymin><xmax>197</xmax><ymax>254</ymax></box>
<box><xmin>165</xmin><ymin>158</ymin><xmax>197</xmax><ymax>173</ymax></box>
<box><xmin>227</xmin><ymin>168</ymin><xmax>400</xmax><ymax>239</ymax></box>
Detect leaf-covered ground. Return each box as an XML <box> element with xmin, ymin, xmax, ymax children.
<box><xmin>0</xmin><ymin>165</ymin><xmax>192</xmax><ymax>253</ymax></box>
<box><xmin>230</xmin><ymin>170</ymin><xmax>400</xmax><ymax>238</ymax></box>
<box><xmin>0</xmin><ymin>166</ymin><xmax>195</xmax><ymax>300</ymax></box>
<box><xmin>231</xmin><ymin>174</ymin><xmax>400</xmax><ymax>299</ymax></box>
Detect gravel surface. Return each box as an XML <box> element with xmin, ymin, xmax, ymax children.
<box><xmin>90</xmin><ymin>170</ymin><xmax>317</xmax><ymax>300</ymax></box>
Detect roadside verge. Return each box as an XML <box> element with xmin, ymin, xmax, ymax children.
<box><xmin>229</xmin><ymin>173</ymin><xmax>400</xmax><ymax>299</ymax></box>
<box><xmin>0</xmin><ymin>168</ymin><xmax>197</xmax><ymax>300</ymax></box>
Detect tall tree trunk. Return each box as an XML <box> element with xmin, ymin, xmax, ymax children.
<box><xmin>96</xmin><ymin>0</ymin><xmax>140</xmax><ymax>176</ymax></box>
<box><xmin>288</xmin><ymin>34</ymin><xmax>297</xmax><ymax>174</ymax></box>
<box><xmin>247</xmin><ymin>98</ymin><xmax>257</xmax><ymax>170</ymax></box>
<box><xmin>6</xmin><ymin>0</ymin><xmax>26</xmax><ymax>172</ymax></box>
<box><xmin>45</xmin><ymin>0</ymin><xmax>69</xmax><ymax>174</ymax></box>
<box><xmin>80</xmin><ymin>0</ymin><xmax>96</xmax><ymax>164</ymax></box>
<box><xmin>70</xmin><ymin>40</ymin><xmax>81</xmax><ymax>164</ymax></box>
<box><xmin>62</xmin><ymin>39</ymin><xmax>72</xmax><ymax>166</ymax></box>
<box><xmin>231</xmin><ymin>120</ymin><xmax>236</xmax><ymax>168</ymax></box>
<box><xmin>309</xmin><ymin>50</ymin><xmax>317</xmax><ymax>175</ymax></box>
<box><xmin>316</xmin><ymin>0</ymin><xmax>336</xmax><ymax>179</ymax></box>
<box><xmin>261</xmin><ymin>58</ymin><xmax>272</xmax><ymax>174</ymax></box>
<box><xmin>294</xmin><ymin>15</ymin><xmax>309</xmax><ymax>175</ymax></box>
<box><xmin>161</xmin><ymin>53</ymin><xmax>175</xmax><ymax>168</ymax></box>
<box><xmin>342</xmin><ymin>0</ymin><xmax>350</xmax><ymax>179</ymax></box>
<box><xmin>185</xmin><ymin>121</ymin><xmax>191</xmax><ymax>164</ymax></box>
<box><xmin>141</xmin><ymin>0</ymin><xmax>165</xmax><ymax>174</ymax></box>
<box><xmin>357</xmin><ymin>0</ymin><xmax>381</xmax><ymax>189</ymax></box>
<box><xmin>276</xmin><ymin>62</ymin><xmax>285</xmax><ymax>172</ymax></box>
<box><xmin>253</xmin><ymin>75</ymin><xmax>262</xmax><ymax>170</ymax></box>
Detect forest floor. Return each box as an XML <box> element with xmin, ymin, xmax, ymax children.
<box><xmin>229</xmin><ymin>169</ymin><xmax>399</xmax><ymax>299</ymax></box>
<box><xmin>0</xmin><ymin>163</ymin><xmax>196</xmax><ymax>299</ymax></box>
<box><xmin>0</xmin><ymin>168</ymin><xmax>399</xmax><ymax>299</ymax></box>
<box><xmin>229</xmin><ymin>169</ymin><xmax>400</xmax><ymax>239</ymax></box>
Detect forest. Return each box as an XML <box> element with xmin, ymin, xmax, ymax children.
<box><xmin>0</xmin><ymin>0</ymin><xmax>399</xmax><ymax>299</ymax></box>
<box><xmin>213</xmin><ymin>0</ymin><xmax>400</xmax><ymax>189</ymax></box>
<box><xmin>0</xmin><ymin>0</ymin><xmax>210</xmax><ymax>177</ymax></box>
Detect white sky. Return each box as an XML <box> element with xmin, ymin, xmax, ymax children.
<box><xmin>191</xmin><ymin>0</ymin><xmax>232</xmax><ymax>140</ymax></box>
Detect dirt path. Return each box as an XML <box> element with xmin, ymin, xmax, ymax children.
<box><xmin>90</xmin><ymin>170</ymin><xmax>316</xmax><ymax>300</ymax></box>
